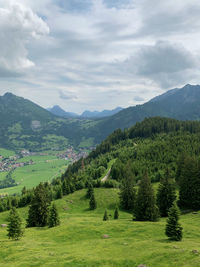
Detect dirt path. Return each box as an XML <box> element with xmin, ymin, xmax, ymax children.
<box><xmin>101</xmin><ymin>168</ymin><xmax>111</xmax><ymax>182</ymax></box>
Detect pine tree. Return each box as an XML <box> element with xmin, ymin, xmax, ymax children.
<box><xmin>114</xmin><ymin>206</ymin><xmax>119</xmax><ymax>219</ymax></box>
<box><xmin>156</xmin><ymin>169</ymin><xmax>176</xmax><ymax>217</ymax></box>
<box><xmin>165</xmin><ymin>202</ymin><xmax>182</xmax><ymax>241</ymax></box>
<box><xmin>86</xmin><ymin>182</ymin><xmax>94</xmax><ymax>199</ymax></box>
<box><xmin>179</xmin><ymin>155</ymin><xmax>200</xmax><ymax>209</ymax></box>
<box><xmin>103</xmin><ymin>209</ymin><xmax>109</xmax><ymax>221</ymax></box>
<box><xmin>26</xmin><ymin>183</ymin><xmax>50</xmax><ymax>227</ymax></box>
<box><xmin>48</xmin><ymin>203</ymin><xmax>60</xmax><ymax>228</ymax></box>
<box><xmin>134</xmin><ymin>172</ymin><xmax>159</xmax><ymax>221</ymax></box>
<box><xmin>7</xmin><ymin>207</ymin><xmax>23</xmax><ymax>240</ymax></box>
<box><xmin>55</xmin><ymin>186</ymin><xmax>63</xmax><ymax>199</ymax></box>
<box><xmin>119</xmin><ymin>164</ymin><xmax>136</xmax><ymax>210</ymax></box>
<box><xmin>89</xmin><ymin>191</ymin><xmax>97</xmax><ymax>210</ymax></box>
<box><xmin>62</xmin><ymin>180</ymin><xmax>70</xmax><ymax>195</ymax></box>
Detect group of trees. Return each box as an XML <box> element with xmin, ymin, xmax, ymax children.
<box><xmin>103</xmin><ymin>207</ymin><xmax>119</xmax><ymax>221</ymax></box>
<box><xmin>7</xmin><ymin>183</ymin><xmax>60</xmax><ymax>240</ymax></box>
<box><xmin>119</xmin><ymin>165</ymin><xmax>182</xmax><ymax>241</ymax></box>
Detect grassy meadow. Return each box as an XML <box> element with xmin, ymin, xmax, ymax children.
<box><xmin>0</xmin><ymin>153</ymin><xmax>69</xmax><ymax>195</ymax></box>
<box><xmin>0</xmin><ymin>188</ymin><xmax>200</xmax><ymax>266</ymax></box>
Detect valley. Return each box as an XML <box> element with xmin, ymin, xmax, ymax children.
<box><xmin>0</xmin><ymin>147</ymin><xmax>90</xmax><ymax>195</ymax></box>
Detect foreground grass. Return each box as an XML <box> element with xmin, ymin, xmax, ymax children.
<box><xmin>0</xmin><ymin>188</ymin><xmax>200</xmax><ymax>266</ymax></box>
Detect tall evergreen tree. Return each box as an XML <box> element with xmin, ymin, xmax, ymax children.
<box><xmin>114</xmin><ymin>206</ymin><xmax>119</xmax><ymax>219</ymax></box>
<box><xmin>55</xmin><ymin>186</ymin><xmax>63</xmax><ymax>199</ymax></box>
<box><xmin>165</xmin><ymin>202</ymin><xmax>182</xmax><ymax>241</ymax></box>
<box><xmin>26</xmin><ymin>183</ymin><xmax>50</xmax><ymax>227</ymax></box>
<box><xmin>7</xmin><ymin>207</ymin><xmax>23</xmax><ymax>240</ymax></box>
<box><xmin>156</xmin><ymin>169</ymin><xmax>176</xmax><ymax>217</ymax></box>
<box><xmin>119</xmin><ymin>164</ymin><xmax>136</xmax><ymax>210</ymax></box>
<box><xmin>103</xmin><ymin>209</ymin><xmax>109</xmax><ymax>221</ymax></box>
<box><xmin>134</xmin><ymin>172</ymin><xmax>159</xmax><ymax>221</ymax></box>
<box><xmin>89</xmin><ymin>191</ymin><xmax>97</xmax><ymax>210</ymax></box>
<box><xmin>48</xmin><ymin>203</ymin><xmax>60</xmax><ymax>228</ymax></box>
<box><xmin>86</xmin><ymin>182</ymin><xmax>94</xmax><ymax>199</ymax></box>
<box><xmin>178</xmin><ymin>155</ymin><xmax>200</xmax><ymax>210</ymax></box>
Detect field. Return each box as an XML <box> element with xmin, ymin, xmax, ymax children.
<box><xmin>0</xmin><ymin>152</ymin><xmax>69</xmax><ymax>195</ymax></box>
<box><xmin>0</xmin><ymin>188</ymin><xmax>200</xmax><ymax>266</ymax></box>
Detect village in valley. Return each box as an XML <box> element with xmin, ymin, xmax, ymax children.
<box><xmin>0</xmin><ymin>146</ymin><xmax>93</xmax><ymax>173</ymax></box>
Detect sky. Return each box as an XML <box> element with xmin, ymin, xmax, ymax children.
<box><xmin>0</xmin><ymin>0</ymin><xmax>200</xmax><ymax>113</ymax></box>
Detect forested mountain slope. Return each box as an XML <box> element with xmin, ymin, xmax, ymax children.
<box><xmin>91</xmin><ymin>84</ymin><xmax>200</xmax><ymax>142</ymax></box>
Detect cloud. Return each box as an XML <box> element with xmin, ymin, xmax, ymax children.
<box><xmin>0</xmin><ymin>0</ymin><xmax>200</xmax><ymax>112</ymax></box>
<box><xmin>0</xmin><ymin>1</ymin><xmax>49</xmax><ymax>77</ymax></box>
<box><xmin>119</xmin><ymin>41</ymin><xmax>197</xmax><ymax>88</ymax></box>
<box><xmin>133</xmin><ymin>96</ymin><xmax>145</xmax><ymax>102</ymax></box>
<box><xmin>59</xmin><ymin>90</ymin><xmax>77</xmax><ymax>101</ymax></box>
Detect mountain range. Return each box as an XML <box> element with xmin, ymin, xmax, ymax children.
<box><xmin>47</xmin><ymin>105</ymin><xmax>123</xmax><ymax>119</ymax></box>
<box><xmin>1</xmin><ymin>84</ymin><xmax>200</xmax><ymax>151</ymax></box>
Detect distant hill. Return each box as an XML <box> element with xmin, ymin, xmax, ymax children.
<box><xmin>0</xmin><ymin>93</ymin><xmax>95</xmax><ymax>151</ymax></box>
<box><xmin>47</xmin><ymin>105</ymin><xmax>78</xmax><ymax>118</ymax></box>
<box><xmin>81</xmin><ymin>107</ymin><xmax>123</xmax><ymax>118</ymax></box>
<box><xmin>47</xmin><ymin>105</ymin><xmax>123</xmax><ymax>119</ymax></box>
<box><xmin>91</xmin><ymin>84</ymin><xmax>200</xmax><ymax>142</ymax></box>
<box><xmin>1</xmin><ymin>84</ymin><xmax>200</xmax><ymax>151</ymax></box>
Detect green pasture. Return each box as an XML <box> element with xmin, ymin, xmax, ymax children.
<box><xmin>0</xmin><ymin>188</ymin><xmax>200</xmax><ymax>266</ymax></box>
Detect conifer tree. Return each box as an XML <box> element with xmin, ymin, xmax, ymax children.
<box><xmin>156</xmin><ymin>169</ymin><xmax>176</xmax><ymax>217</ymax></box>
<box><xmin>86</xmin><ymin>182</ymin><xmax>94</xmax><ymax>199</ymax></box>
<box><xmin>165</xmin><ymin>202</ymin><xmax>182</xmax><ymax>241</ymax></box>
<box><xmin>26</xmin><ymin>183</ymin><xmax>50</xmax><ymax>227</ymax></box>
<box><xmin>179</xmin><ymin>155</ymin><xmax>200</xmax><ymax>209</ymax></box>
<box><xmin>7</xmin><ymin>207</ymin><xmax>23</xmax><ymax>240</ymax></box>
<box><xmin>114</xmin><ymin>206</ymin><xmax>119</xmax><ymax>219</ymax></box>
<box><xmin>103</xmin><ymin>209</ymin><xmax>109</xmax><ymax>221</ymax></box>
<box><xmin>62</xmin><ymin>180</ymin><xmax>70</xmax><ymax>195</ymax></box>
<box><xmin>119</xmin><ymin>164</ymin><xmax>136</xmax><ymax>210</ymax></box>
<box><xmin>134</xmin><ymin>172</ymin><xmax>159</xmax><ymax>221</ymax></box>
<box><xmin>89</xmin><ymin>191</ymin><xmax>97</xmax><ymax>210</ymax></box>
<box><xmin>48</xmin><ymin>203</ymin><xmax>60</xmax><ymax>228</ymax></box>
<box><xmin>55</xmin><ymin>186</ymin><xmax>63</xmax><ymax>199</ymax></box>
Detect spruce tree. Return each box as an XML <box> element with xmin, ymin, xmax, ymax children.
<box><xmin>114</xmin><ymin>206</ymin><xmax>119</xmax><ymax>219</ymax></box>
<box><xmin>48</xmin><ymin>203</ymin><xmax>60</xmax><ymax>228</ymax></box>
<box><xmin>165</xmin><ymin>202</ymin><xmax>182</xmax><ymax>241</ymax></box>
<box><xmin>119</xmin><ymin>164</ymin><xmax>136</xmax><ymax>210</ymax></box>
<box><xmin>179</xmin><ymin>155</ymin><xmax>200</xmax><ymax>209</ymax></box>
<box><xmin>134</xmin><ymin>172</ymin><xmax>159</xmax><ymax>221</ymax></box>
<box><xmin>156</xmin><ymin>169</ymin><xmax>176</xmax><ymax>217</ymax></box>
<box><xmin>55</xmin><ymin>186</ymin><xmax>63</xmax><ymax>199</ymax></box>
<box><xmin>26</xmin><ymin>183</ymin><xmax>50</xmax><ymax>227</ymax></box>
<box><xmin>7</xmin><ymin>207</ymin><xmax>23</xmax><ymax>240</ymax></box>
<box><xmin>103</xmin><ymin>209</ymin><xmax>109</xmax><ymax>221</ymax></box>
<box><xmin>86</xmin><ymin>182</ymin><xmax>94</xmax><ymax>199</ymax></box>
<box><xmin>89</xmin><ymin>191</ymin><xmax>97</xmax><ymax>210</ymax></box>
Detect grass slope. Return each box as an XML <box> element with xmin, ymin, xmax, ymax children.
<box><xmin>0</xmin><ymin>188</ymin><xmax>200</xmax><ymax>266</ymax></box>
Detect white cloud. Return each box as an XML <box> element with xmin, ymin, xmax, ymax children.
<box><xmin>0</xmin><ymin>0</ymin><xmax>200</xmax><ymax>112</ymax></box>
<box><xmin>0</xmin><ymin>1</ymin><xmax>49</xmax><ymax>77</ymax></box>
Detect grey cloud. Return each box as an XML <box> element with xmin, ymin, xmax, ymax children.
<box><xmin>136</xmin><ymin>41</ymin><xmax>195</xmax><ymax>75</ymax></box>
<box><xmin>124</xmin><ymin>41</ymin><xmax>197</xmax><ymax>88</ymax></box>
<box><xmin>133</xmin><ymin>96</ymin><xmax>145</xmax><ymax>102</ymax></box>
<box><xmin>59</xmin><ymin>90</ymin><xmax>77</xmax><ymax>100</ymax></box>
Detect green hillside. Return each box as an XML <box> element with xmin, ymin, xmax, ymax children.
<box><xmin>90</xmin><ymin>84</ymin><xmax>200</xmax><ymax>143</ymax></box>
<box><xmin>1</xmin><ymin>117</ymin><xmax>200</xmax><ymax>266</ymax></box>
<box><xmin>0</xmin><ymin>188</ymin><xmax>200</xmax><ymax>266</ymax></box>
<box><xmin>2</xmin><ymin>84</ymin><xmax>200</xmax><ymax>151</ymax></box>
<box><xmin>0</xmin><ymin>93</ymin><xmax>96</xmax><ymax>150</ymax></box>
